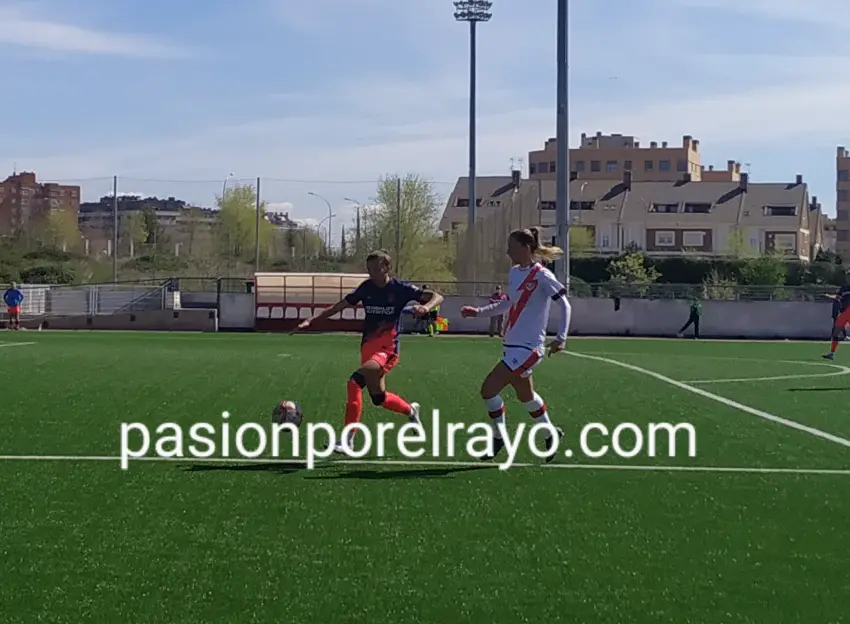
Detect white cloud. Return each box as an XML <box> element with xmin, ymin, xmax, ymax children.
<box><xmin>6</xmin><ymin>0</ymin><xmax>850</xmax><ymax>229</ymax></box>
<box><xmin>0</xmin><ymin>6</ymin><xmax>189</xmax><ymax>58</ymax></box>
<box><xmin>673</xmin><ymin>0</ymin><xmax>850</xmax><ymax>27</ymax></box>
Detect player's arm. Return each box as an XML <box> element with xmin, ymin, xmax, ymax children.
<box><xmin>541</xmin><ymin>271</ymin><xmax>571</xmax><ymax>353</ymax></box>
<box><xmin>461</xmin><ymin>290</ymin><xmax>511</xmax><ymax>318</ymax></box>
<box><xmin>293</xmin><ymin>284</ymin><xmax>360</xmax><ymax>331</ymax></box>
<box><xmin>405</xmin><ymin>284</ymin><xmax>443</xmax><ymax>316</ymax></box>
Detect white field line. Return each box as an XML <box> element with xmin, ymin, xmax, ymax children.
<box><xmin>0</xmin><ymin>342</ymin><xmax>35</xmax><ymax>348</ymax></box>
<box><xmin>570</xmin><ymin>352</ymin><xmax>850</xmax><ymax>449</ymax></box>
<box><xmin>0</xmin><ymin>454</ymin><xmax>847</xmax><ymax>475</ymax></box>
<box><xmin>685</xmin><ymin>360</ymin><xmax>850</xmax><ymax>384</ymax></box>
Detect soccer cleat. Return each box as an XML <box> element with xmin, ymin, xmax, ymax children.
<box><xmin>408</xmin><ymin>402</ymin><xmax>422</xmax><ymax>427</ymax></box>
<box><xmin>544</xmin><ymin>427</ymin><xmax>564</xmax><ymax>464</ymax></box>
<box><xmin>332</xmin><ymin>441</ymin><xmax>352</xmax><ymax>456</ymax></box>
<box><xmin>823</xmin><ymin>353</ymin><xmax>835</xmax><ymax>360</ymax></box>
<box><xmin>480</xmin><ymin>436</ymin><xmax>506</xmax><ymax>461</ymax></box>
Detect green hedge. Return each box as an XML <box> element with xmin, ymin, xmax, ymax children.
<box><xmin>570</xmin><ymin>255</ymin><xmax>846</xmax><ymax>287</ymax></box>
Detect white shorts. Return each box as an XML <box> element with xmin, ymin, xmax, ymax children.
<box><xmin>501</xmin><ymin>346</ymin><xmax>545</xmax><ymax>378</ymax></box>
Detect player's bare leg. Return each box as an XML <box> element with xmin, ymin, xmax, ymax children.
<box><xmin>478</xmin><ymin>362</ymin><xmax>515</xmax><ymax>461</ymax></box>
<box><xmin>509</xmin><ymin>374</ymin><xmax>563</xmax><ymax>463</ymax></box>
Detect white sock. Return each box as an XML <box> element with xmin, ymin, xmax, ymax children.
<box><xmin>524</xmin><ymin>393</ymin><xmax>551</xmax><ymax>426</ymax></box>
<box><xmin>483</xmin><ymin>395</ymin><xmax>505</xmax><ymax>439</ymax></box>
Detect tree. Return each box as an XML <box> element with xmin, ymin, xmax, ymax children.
<box><xmin>141</xmin><ymin>206</ymin><xmax>165</xmax><ymax>252</ymax></box>
<box><xmin>120</xmin><ymin>211</ymin><xmax>147</xmax><ymax>258</ymax></box>
<box><xmin>340</xmin><ymin>225</ymin><xmax>348</xmax><ymax>258</ymax></box>
<box><xmin>569</xmin><ymin>226</ymin><xmax>594</xmax><ymax>257</ymax></box>
<box><xmin>358</xmin><ymin>173</ymin><xmax>454</xmax><ymax>283</ymax></box>
<box><xmin>607</xmin><ymin>250</ymin><xmax>660</xmax><ymax>295</ymax></box>
<box><xmin>38</xmin><ymin>209</ymin><xmax>81</xmax><ymax>251</ymax></box>
<box><xmin>739</xmin><ymin>253</ymin><xmax>786</xmax><ymax>286</ymax></box>
<box><xmin>215</xmin><ymin>183</ymin><xmax>275</xmax><ymax>263</ymax></box>
<box><xmin>181</xmin><ymin>205</ymin><xmax>206</xmax><ymax>256</ymax></box>
<box><xmin>726</xmin><ymin>226</ymin><xmax>757</xmax><ymax>258</ymax></box>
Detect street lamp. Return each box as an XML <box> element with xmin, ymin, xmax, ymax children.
<box><xmin>343</xmin><ymin>197</ymin><xmax>362</xmax><ymax>256</ymax></box>
<box><xmin>307</xmin><ymin>191</ymin><xmax>333</xmax><ymax>253</ymax></box>
<box><xmin>317</xmin><ymin>213</ymin><xmax>337</xmax><ymax>254</ymax></box>
<box><xmin>454</xmin><ymin>0</ymin><xmax>492</xmax><ymax>289</ymax></box>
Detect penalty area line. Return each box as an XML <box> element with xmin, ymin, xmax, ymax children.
<box><xmin>0</xmin><ymin>454</ymin><xmax>848</xmax><ymax>476</ymax></box>
<box><xmin>571</xmin><ymin>352</ymin><xmax>850</xmax><ymax>450</ymax></box>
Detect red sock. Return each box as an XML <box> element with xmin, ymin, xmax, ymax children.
<box><xmin>345</xmin><ymin>380</ymin><xmax>363</xmax><ymax>427</ymax></box>
<box><xmin>382</xmin><ymin>392</ymin><xmax>412</xmax><ymax>416</ymax></box>
<box><xmin>831</xmin><ymin>340</ymin><xmax>839</xmax><ymax>353</ymax></box>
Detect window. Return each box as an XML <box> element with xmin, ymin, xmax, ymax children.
<box><xmin>601</xmin><ymin>234</ymin><xmax>610</xmax><ymax>248</ymax></box>
<box><xmin>591</xmin><ymin>160</ymin><xmax>601</xmax><ymax>172</ymax></box>
<box><xmin>838</xmin><ymin>209</ymin><xmax>850</xmax><ymax>221</ymax></box>
<box><xmin>683</xmin><ymin>203</ymin><xmax>711</xmax><ymax>213</ymax></box>
<box><xmin>773</xmin><ymin>233</ymin><xmax>796</xmax><ymax>253</ymax></box>
<box><xmin>605</xmin><ymin>160</ymin><xmax>618</xmax><ymax>172</ymax></box>
<box><xmin>839</xmin><ymin>229</ymin><xmax>850</xmax><ymax>242</ymax></box>
<box><xmin>654</xmin><ymin>231</ymin><xmax>675</xmax><ymax>246</ymax></box>
<box><xmin>624</xmin><ymin>160</ymin><xmax>632</xmax><ymax>170</ymax></box>
<box><xmin>486</xmin><ymin>200</ymin><xmax>501</xmax><ymax>207</ymax></box>
<box><xmin>840</xmin><ymin>170</ymin><xmax>850</xmax><ymax>182</ymax></box>
<box><xmin>839</xmin><ymin>189</ymin><xmax>850</xmax><ymax>201</ymax></box>
<box><xmin>549</xmin><ymin>161</ymin><xmax>556</xmax><ymax>172</ymax></box>
<box><xmin>529</xmin><ymin>163</ymin><xmax>537</xmax><ymax>174</ymax></box>
<box><xmin>569</xmin><ymin>200</ymin><xmax>595</xmax><ymax>210</ymax></box>
<box><xmin>644</xmin><ymin>160</ymin><xmax>654</xmax><ymax>171</ymax></box>
<box><xmin>676</xmin><ymin>159</ymin><xmax>688</xmax><ymax>172</ymax></box>
<box><xmin>540</xmin><ymin>201</ymin><xmax>555</xmax><ymax>210</ymax></box>
<box><xmin>455</xmin><ymin>198</ymin><xmax>469</xmax><ymax>207</ymax></box>
<box><xmin>682</xmin><ymin>231</ymin><xmax>704</xmax><ymax>247</ymax></box>
<box><xmin>659</xmin><ymin>160</ymin><xmax>671</xmax><ymax>171</ymax></box>
<box><xmin>574</xmin><ymin>160</ymin><xmax>585</xmax><ymax>172</ymax></box>
<box><xmin>763</xmin><ymin>205</ymin><xmax>797</xmax><ymax>217</ymax></box>
<box><xmin>537</xmin><ymin>162</ymin><xmax>549</xmax><ymax>174</ymax></box>
<box><xmin>650</xmin><ymin>202</ymin><xmax>679</xmax><ymax>213</ymax></box>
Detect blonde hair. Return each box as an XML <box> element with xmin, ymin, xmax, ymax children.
<box><xmin>509</xmin><ymin>227</ymin><xmax>563</xmax><ymax>262</ymax></box>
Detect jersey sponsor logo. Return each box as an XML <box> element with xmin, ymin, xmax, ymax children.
<box><xmin>364</xmin><ymin>305</ymin><xmax>397</xmax><ymax>315</ymax></box>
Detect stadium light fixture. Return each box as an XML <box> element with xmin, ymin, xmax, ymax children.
<box><xmin>453</xmin><ymin>0</ymin><xmax>492</xmax><ymax>289</ymax></box>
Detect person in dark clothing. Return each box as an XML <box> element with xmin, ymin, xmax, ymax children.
<box><xmin>677</xmin><ymin>298</ymin><xmax>701</xmax><ymax>339</ymax></box>
<box><xmin>831</xmin><ymin>296</ymin><xmax>847</xmax><ymax>341</ymax></box>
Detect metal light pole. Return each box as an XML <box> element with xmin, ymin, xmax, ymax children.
<box><xmin>308</xmin><ymin>191</ymin><xmax>333</xmax><ymax>254</ymax></box>
<box><xmin>555</xmin><ymin>0</ymin><xmax>570</xmax><ymax>291</ymax></box>
<box><xmin>454</xmin><ymin>0</ymin><xmax>492</xmax><ymax>291</ymax></box>
<box><xmin>343</xmin><ymin>197</ymin><xmax>362</xmax><ymax>257</ymax></box>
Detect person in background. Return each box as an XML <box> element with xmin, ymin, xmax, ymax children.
<box><xmin>422</xmin><ymin>284</ymin><xmax>440</xmax><ymax>336</ymax></box>
<box><xmin>831</xmin><ymin>292</ymin><xmax>848</xmax><ymax>341</ymax></box>
<box><xmin>3</xmin><ymin>282</ymin><xmax>23</xmax><ymax>330</ymax></box>
<box><xmin>677</xmin><ymin>297</ymin><xmax>701</xmax><ymax>339</ymax></box>
<box><xmin>488</xmin><ymin>285</ymin><xmax>507</xmax><ymax>337</ymax></box>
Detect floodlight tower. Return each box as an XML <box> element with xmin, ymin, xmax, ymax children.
<box><xmin>555</xmin><ymin>0</ymin><xmax>570</xmax><ymax>291</ymax></box>
<box><xmin>454</xmin><ymin>0</ymin><xmax>492</xmax><ymax>288</ymax></box>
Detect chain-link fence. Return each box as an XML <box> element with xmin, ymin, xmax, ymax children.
<box><xmin>453</xmin><ymin>183</ymin><xmax>544</xmax><ymax>294</ymax></box>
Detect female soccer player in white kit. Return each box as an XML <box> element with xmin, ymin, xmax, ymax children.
<box><xmin>461</xmin><ymin>227</ymin><xmax>571</xmax><ymax>462</ymax></box>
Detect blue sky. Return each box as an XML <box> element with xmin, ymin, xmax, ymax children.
<box><xmin>1</xmin><ymin>0</ymin><xmax>849</xmax><ymax>240</ymax></box>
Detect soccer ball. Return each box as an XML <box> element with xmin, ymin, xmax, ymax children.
<box><xmin>272</xmin><ymin>400</ymin><xmax>303</xmax><ymax>427</ymax></box>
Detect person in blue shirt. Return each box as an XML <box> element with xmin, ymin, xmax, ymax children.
<box><xmin>3</xmin><ymin>282</ymin><xmax>24</xmax><ymax>330</ymax></box>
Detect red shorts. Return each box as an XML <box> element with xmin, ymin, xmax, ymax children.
<box><xmin>7</xmin><ymin>306</ymin><xmax>20</xmax><ymax>317</ymax></box>
<box><xmin>836</xmin><ymin>309</ymin><xmax>850</xmax><ymax>328</ymax></box>
<box><xmin>361</xmin><ymin>346</ymin><xmax>399</xmax><ymax>374</ymax></box>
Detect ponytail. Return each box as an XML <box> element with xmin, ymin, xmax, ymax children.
<box><xmin>528</xmin><ymin>227</ymin><xmax>564</xmax><ymax>262</ymax></box>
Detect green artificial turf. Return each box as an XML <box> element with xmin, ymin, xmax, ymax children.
<box><xmin>1</xmin><ymin>332</ymin><xmax>849</xmax><ymax>623</ymax></box>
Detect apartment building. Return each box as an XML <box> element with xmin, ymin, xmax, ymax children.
<box><xmin>441</xmin><ymin>170</ymin><xmax>822</xmax><ymax>261</ymax></box>
<box><xmin>528</xmin><ymin>132</ymin><xmax>741</xmax><ymax>183</ymax></box>
<box><xmin>0</xmin><ymin>171</ymin><xmax>80</xmax><ymax>234</ymax></box>
<box><xmin>836</xmin><ymin>146</ymin><xmax>850</xmax><ymax>258</ymax></box>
